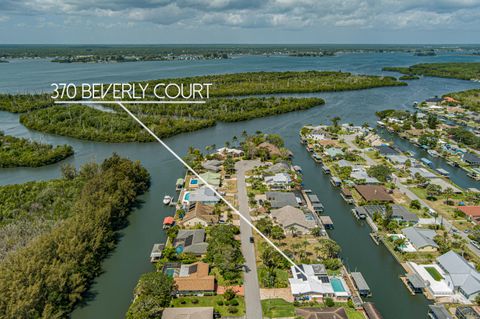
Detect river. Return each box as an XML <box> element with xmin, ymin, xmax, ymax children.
<box><xmin>1</xmin><ymin>52</ymin><xmax>479</xmax><ymax>319</ymax></box>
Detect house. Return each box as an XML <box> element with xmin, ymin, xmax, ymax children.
<box><xmin>266</xmin><ymin>192</ymin><xmax>299</xmax><ymax>208</ymax></box>
<box><xmin>324</xmin><ymin>147</ymin><xmax>344</xmax><ymax>158</ymax></box>
<box><xmin>428</xmin><ymin>178</ymin><xmax>462</xmax><ymax>194</ymax></box>
<box><xmin>457</xmin><ymin>206</ymin><xmax>480</xmax><ymax>223</ymax></box>
<box><xmin>375</xmin><ymin>145</ymin><xmax>399</xmax><ymax>156</ymax></box>
<box><xmin>354</xmin><ymin>185</ymin><xmax>394</xmax><ymax>203</ymax></box>
<box><xmin>216</xmin><ymin>147</ymin><xmax>244</xmax><ymax>157</ymax></box>
<box><xmin>266</xmin><ymin>162</ymin><xmax>290</xmax><ymax>174</ymax></box>
<box><xmin>437</xmin><ymin>251</ymin><xmax>480</xmax><ymax>301</ymax></box>
<box><xmin>198</xmin><ymin>172</ymin><xmax>221</xmax><ymax>187</ymax></box>
<box><xmin>201</xmin><ymin>159</ymin><xmax>222</xmax><ymax>172</ymax></box>
<box><xmin>386</xmin><ymin>155</ymin><xmax>410</xmax><ymax>165</ymax></box>
<box><xmin>180</xmin><ymin>202</ymin><xmax>218</xmax><ymax>227</ymax></box>
<box><xmin>174</xmin><ymin>229</ymin><xmax>208</xmax><ymax>256</ymax></box>
<box><xmin>161</xmin><ymin>307</ymin><xmax>214</xmax><ymax>319</ymax></box>
<box><xmin>173</xmin><ymin>262</ymin><xmax>215</xmax><ymax>296</ymax></box>
<box><xmin>289</xmin><ymin>264</ymin><xmax>350</xmax><ymax>300</ymax></box>
<box><xmin>264</xmin><ymin>172</ymin><xmax>292</xmax><ymax>190</ymax></box>
<box><xmin>350</xmin><ymin>168</ymin><xmax>381</xmax><ymax>184</ymax></box>
<box><xmin>410</xmin><ymin>167</ymin><xmax>437</xmax><ymax>179</ymax></box>
<box><xmin>189</xmin><ymin>186</ymin><xmax>220</xmax><ymax>204</ymax></box>
<box><xmin>270</xmin><ymin>205</ymin><xmax>316</xmax><ymax>234</ymax></box>
<box><xmin>402</xmin><ymin>227</ymin><xmax>438</xmax><ymax>252</ymax></box>
<box><xmin>428</xmin><ymin>305</ymin><xmax>452</xmax><ymax>319</ymax></box>
<box><xmin>426</xmin><ymin>96</ymin><xmax>444</xmax><ymax>105</ymax></box>
<box><xmin>390</xmin><ymin>205</ymin><xmax>419</xmax><ymax>223</ymax></box>
<box><xmin>456</xmin><ymin>306</ymin><xmax>480</xmax><ymax>319</ymax></box>
<box><xmin>295</xmin><ymin>307</ymin><xmax>348</xmax><ymax>319</ymax></box>
<box><xmin>258</xmin><ymin>142</ymin><xmax>282</xmax><ymax>156</ymax></box>
<box><xmin>337</xmin><ymin>159</ymin><xmax>353</xmax><ymax>168</ymax></box>
<box><xmin>463</xmin><ymin>153</ymin><xmax>480</xmax><ymax>166</ymax></box>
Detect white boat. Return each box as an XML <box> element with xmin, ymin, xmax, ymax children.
<box><xmin>163</xmin><ymin>195</ymin><xmax>173</xmax><ymax>205</ymax></box>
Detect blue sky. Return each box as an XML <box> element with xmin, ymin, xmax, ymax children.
<box><xmin>0</xmin><ymin>0</ymin><xmax>479</xmax><ymax>44</ymax></box>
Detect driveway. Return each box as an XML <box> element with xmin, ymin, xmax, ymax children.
<box><xmin>235</xmin><ymin>159</ymin><xmax>263</xmax><ymax>319</ymax></box>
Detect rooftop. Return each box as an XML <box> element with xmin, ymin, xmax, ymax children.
<box><xmin>295</xmin><ymin>307</ymin><xmax>348</xmax><ymax>319</ymax></box>
<box><xmin>266</xmin><ymin>191</ymin><xmax>299</xmax><ymax>208</ymax></box>
<box><xmin>354</xmin><ymin>185</ymin><xmax>394</xmax><ymax>202</ymax></box>
<box><xmin>161</xmin><ymin>307</ymin><xmax>214</xmax><ymax>319</ymax></box>
<box><xmin>402</xmin><ymin>227</ymin><xmax>438</xmax><ymax>249</ymax></box>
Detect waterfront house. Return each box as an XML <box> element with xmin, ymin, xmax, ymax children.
<box><xmin>258</xmin><ymin>142</ymin><xmax>282</xmax><ymax>157</ymax></box>
<box><xmin>463</xmin><ymin>153</ymin><xmax>480</xmax><ymax>166</ymax></box>
<box><xmin>270</xmin><ymin>205</ymin><xmax>317</xmax><ymax>234</ymax></box>
<box><xmin>266</xmin><ymin>162</ymin><xmax>290</xmax><ymax>174</ymax></box>
<box><xmin>324</xmin><ymin>147</ymin><xmax>344</xmax><ymax>159</ymax></box>
<box><xmin>266</xmin><ymin>191</ymin><xmax>299</xmax><ymax>208</ymax></box>
<box><xmin>354</xmin><ymin>185</ymin><xmax>394</xmax><ymax>203</ymax></box>
<box><xmin>171</xmin><ymin>262</ymin><xmax>215</xmax><ymax>296</ymax></box>
<box><xmin>162</xmin><ymin>307</ymin><xmax>214</xmax><ymax>319</ymax></box>
<box><xmin>216</xmin><ymin>147</ymin><xmax>244</xmax><ymax>157</ymax></box>
<box><xmin>402</xmin><ymin>227</ymin><xmax>438</xmax><ymax>252</ymax></box>
<box><xmin>295</xmin><ymin>307</ymin><xmax>348</xmax><ymax>319</ymax></box>
<box><xmin>289</xmin><ymin>264</ymin><xmax>350</xmax><ymax>300</ymax></box>
<box><xmin>425</xmin><ymin>96</ymin><xmax>444</xmax><ymax>106</ymax></box>
<box><xmin>337</xmin><ymin>159</ymin><xmax>353</xmax><ymax>168</ymax></box>
<box><xmin>386</xmin><ymin>154</ymin><xmax>410</xmax><ymax>165</ymax></box>
<box><xmin>350</xmin><ymin>168</ymin><xmax>381</xmax><ymax>184</ymax></box>
<box><xmin>457</xmin><ymin>206</ymin><xmax>480</xmax><ymax>224</ymax></box>
<box><xmin>455</xmin><ymin>306</ymin><xmax>480</xmax><ymax>319</ymax></box>
<box><xmin>428</xmin><ymin>305</ymin><xmax>452</xmax><ymax>319</ymax></box>
<box><xmin>375</xmin><ymin>145</ymin><xmax>399</xmax><ymax>156</ymax></box>
<box><xmin>180</xmin><ymin>202</ymin><xmax>219</xmax><ymax>227</ymax></box>
<box><xmin>410</xmin><ymin>167</ymin><xmax>437</xmax><ymax>179</ymax></box>
<box><xmin>438</xmin><ymin>251</ymin><xmax>480</xmax><ymax>301</ymax></box>
<box><xmin>428</xmin><ymin>178</ymin><xmax>462</xmax><ymax>194</ymax></box>
<box><xmin>174</xmin><ymin>229</ymin><xmax>208</xmax><ymax>256</ymax></box>
<box><xmin>198</xmin><ymin>172</ymin><xmax>221</xmax><ymax>187</ymax></box>
<box><xmin>201</xmin><ymin>159</ymin><xmax>222</xmax><ymax>172</ymax></box>
<box><xmin>390</xmin><ymin>205</ymin><xmax>420</xmax><ymax>224</ymax></box>
<box><xmin>264</xmin><ymin>172</ymin><xmax>292</xmax><ymax>190</ymax></box>
<box><xmin>189</xmin><ymin>186</ymin><xmax>220</xmax><ymax>204</ymax></box>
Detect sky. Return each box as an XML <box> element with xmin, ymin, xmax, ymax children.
<box><xmin>0</xmin><ymin>0</ymin><xmax>480</xmax><ymax>44</ymax></box>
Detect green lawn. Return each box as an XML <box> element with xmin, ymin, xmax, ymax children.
<box><xmin>171</xmin><ymin>295</ymin><xmax>245</xmax><ymax>317</ymax></box>
<box><xmin>425</xmin><ymin>267</ymin><xmax>443</xmax><ymax>281</ymax></box>
<box><xmin>261</xmin><ymin>298</ymin><xmax>295</xmax><ymax>318</ymax></box>
<box><xmin>258</xmin><ymin>266</ymin><xmax>290</xmax><ymax>288</ymax></box>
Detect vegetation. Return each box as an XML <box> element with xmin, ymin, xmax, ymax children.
<box><xmin>141</xmin><ymin>71</ymin><xmax>406</xmax><ymax>97</ymax></box>
<box><xmin>0</xmin><ymin>93</ymin><xmax>54</xmax><ymax>113</ymax></box>
<box><xmin>261</xmin><ymin>298</ymin><xmax>295</xmax><ymax>318</ymax></box>
<box><xmin>171</xmin><ymin>295</ymin><xmax>245</xmax><ymax>317</ymax></box>
<box><xmin>0</xmin><ymin>131</ymin><xmax>73</xmax><ymax>167</ymax></box>
<box><xmin>367</xmin><ymin>165</ymin><xmax>392</xmax><ymax>183</ymax></box>
<box><xmin>20</xmin><ymin>105</ymin><xmax>215</xmax><ymax>142</ymax></box>
<box><xmin>126</xmin><ymin>272</ymin><xmax>175</xmax><ymax>319</ymax></box>
<box><xmin>444</xmin><ymin>88</ymin><xmax>480</xmax><ymax>112</ymax></box>
<box><xmin>0</xmin><ymin>154</ymin><xmax>150</xmax><ymax>319</ymax></box>
<box><xmin>399</xmin><ymin>75</ymin><xmax>420</xmax><ymax>80</ymax></box>
<box><xmin>383</xmin><ymin>62</ymin><xmax>480</xmax><ymax>81</ymax></box>
<box><xmin>448</xmin><ymin>127</ymin><xmax>480</xmax><ymax>150</ymax></box>
<box><xmin>205</xmin><ymin>224</ymin><xmax>244</xmax><ymax>281</ymax></box>
<box><xmin>425</xmin><ymin>266</ymin><xmax>443</xmax><ymax>281</ymax></box>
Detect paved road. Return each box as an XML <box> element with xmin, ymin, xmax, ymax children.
<box><xmin>235</xmin><ymin>160</ymin><xmax>263</xmax><ymax>319</ymax></box>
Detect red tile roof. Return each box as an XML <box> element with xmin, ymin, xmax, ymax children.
<box><xmin>457</xmin><ymin>206</ymin><xmax>480</xmax><ymax>218</ymax></box>
<box><xmin>163</xmin><ymin>216</ymin><xmax>175</xmax><ymax>225</ymax></box>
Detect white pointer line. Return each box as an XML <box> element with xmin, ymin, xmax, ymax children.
<box><xmin>55</xmin><ymin>100</ymin><xmax>206</xmax><ymax>104</ymax></box>
<box><xmin>115</xmin><ymin>100</ymin><xmax>309</xmax><ymax>278</ymax></box>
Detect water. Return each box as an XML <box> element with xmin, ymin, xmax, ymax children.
<box><xmin>1</xmin><ymin>52</ymin><xmax>479</xmax><ymax>319</ymax></box>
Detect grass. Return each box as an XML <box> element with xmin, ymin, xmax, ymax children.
<box><xmin>171</xmin><ymin>295</ymin><xmax>245</xmax><ymax>317</ymax></box>
<box><xmin>258</xmin><ymin>266</ymin><xmax>290</xmax><ymax>288</ymax></box>
<box><xmin>261</xmin><ymin>298</ymin><xmax>295</xmax><ymax>318</ymax></box>
<box><xmin>425</xmin><ymin>266</ymin><xmax>443</xmax><ymax>281</ymax></box>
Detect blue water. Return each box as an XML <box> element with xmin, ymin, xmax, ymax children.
<box><xmin>1</xmin><ymin>51</ymin><xmax>480</xmax><ymax>319</ymax></box>
<box><xmin>331</xmin><ymin>277</ymin><xmax>346</xmax><ymax>292</ymax></box>
<box><xmin>190</xmin><ymin>179</ymin><xmax>198</xmax><ymax>185</ymax></box>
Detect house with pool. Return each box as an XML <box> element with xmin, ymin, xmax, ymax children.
<box><xmin>289</xmin><ymin>264</ymin><xmax>351</xmax><ymax>301</ymax></box>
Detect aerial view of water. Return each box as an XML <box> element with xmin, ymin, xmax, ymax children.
<box><xmin>1</xmin><ymin>51</ymin><xmax>479</xmax><ymax>319</ymax></box>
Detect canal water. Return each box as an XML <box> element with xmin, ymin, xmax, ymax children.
<box><xmin>0</xmin><ymin>52</ymin><xmax>479</xmax><ymax>319</ymax></box>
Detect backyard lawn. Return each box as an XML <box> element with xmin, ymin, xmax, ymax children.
<box><xmin>261</xmin><ymin>298</ymin><xmax>295</xmax><ymax>318</ymax></box>
<box><xmin>171</xmin><ymin>295</ymin><xmax>245</xmax><ymax>317</ymax></box>
<box><xmin>425</xmin><ymin>266</ymin><xmax>444</xmax><ymax>281</ymax></box>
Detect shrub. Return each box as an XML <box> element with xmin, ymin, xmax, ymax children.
<box><xmin>228</xmin><ymin>306</ymin><xmax>238</xmax><ymax>314</ymax></box>
<box><xmin>324</xmin><ymin>297</ymin><xmax>335</xmax><ymax>307</ymax></box>
<box><xmin>223</xmin><ymin>288</ymin><xmax>236</xmax><ymax>301</ymax></box>
<box><xmin>180</xmin><ymin>300</ymin><xmax>187</xmax><ymax>305</ymax></box>
<box><xmin>230</xmin><ymin>299</ymin><xmax>239</xmax><ymax>306</ymax></box>
<box><xmin>216</xmin><ymin>300</ymin><xmax>224</xmax><ymax>306</ymax></box>
<box><xmin>191</xmin><ymin>298</ymin><xmax>199</xmax><ymax>304</ymax></box>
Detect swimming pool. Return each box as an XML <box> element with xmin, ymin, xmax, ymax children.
<box><xmin>330</xmin><ymin>277</ymin><xmax>346</xmax><ymax>292</ymax></box>
<box><xmin>189</xmin><ymin>179</ymin><xmax>199</xmax><ymax>186</ymax></box>
<box><xmin>175</xmin><ymin>245</ymin><xmax>184</xmax><ymax>254</ymax></box>
<box><xmin>305</xmin><ymin>212</ymin><xmax>315</xmax><ymax>221</ymax></box>
<box><xmin>183</xmin><ymin>192</ymin><xmax>190</xmax><ymax>201</ymax></box>
<box><xmin>165</xmin><ymin>268</ymin><xmax>176</xmax><ymax>277</ymax></box>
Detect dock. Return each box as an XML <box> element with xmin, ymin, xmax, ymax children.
<box><xmin>369</xmin><ymin>232</ymin><xmax>380</xmax><ymax>245</ymax></box>
<box><xmin>320</xmin><ymin>216</ymin><xmax>334</xmax><ymax>229</ymax></box>
<box><xmin>351</xmin><ymin>272</ymin><xmax>371</xmax><ymax>297</ymax></box>
<box><xmin>150</xmin><ymin>243</ymin><xmax>165</xmax><ymax>262</ymax></box>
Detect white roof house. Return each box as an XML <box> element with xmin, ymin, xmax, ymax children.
<box><xmin>428</xmin><ymin>178</ymin><xmax>462</xmax><ymax>194</ymax></box>
<box><xmin>189</xmin><ymin>186</ymin><xmax>220</xmax><ymax>204</ymax></box>
<box><xmin>265</xmin><ymin>172</ymin><xmax>292</xmax><ymax>189</ymax></box>
<box><xmin>410</xmin><ymin>167</ymin><xmax>437</xmax><ymax>179</ymax></box>
<box><xmin>289</xmin><ymin>264</ymin><xmax>350</xmax><ymax>299</ymax></box>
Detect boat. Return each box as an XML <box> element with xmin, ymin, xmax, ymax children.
<box><xmin>468</xmin><ymin>172</ymin><xmax>480</xmax><ymax>181</ymax></box>
<box><xmin>407</xmin><ymin>151</ymin><xmax>415</xmax><ymax>157</ymax></box>
<box><xmin>427</xmin><ymin>150</ymin><xmax>439</xmax><ymax>157</ymax></box>
<box><xmin>420</xmin><ymin>158</ymin><xmax>433</xmax><ymax>167</ymax></box>
<box><xmin>436</xmin><ymin>168</ymin><xmax>450</xmax><ymax>177</ymax></box>
<box><xmin>163</xmin><ymin>195</ymin><xmax>173</xmax><ymax>205</ymax></box>
<box><xmin>322</xmin><ymin>165</ymin><xmax>331</xmax><ymax>174</ymax></box>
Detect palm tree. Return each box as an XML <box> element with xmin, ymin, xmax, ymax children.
<box><xmin>331</xmin><ymin>116</ymin><xmax>341</xmax><ymax>128</ymax></box>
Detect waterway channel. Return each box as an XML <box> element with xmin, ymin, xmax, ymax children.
<box><xmin>0</xmin><ymin>53</ymin><xmax>479</xmax><ymax>319</ymax></box>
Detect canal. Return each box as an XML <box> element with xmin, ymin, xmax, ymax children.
<box><xmin>0</xmin><ymin>53</ymin><xmax>479</xmax><ymax>319</ymax></box>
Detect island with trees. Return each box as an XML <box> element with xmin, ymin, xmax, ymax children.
<box><xmin>0</xmin><ymin>131</ymin><xmax>73</xmax><ymax>167</ymax></box>
<box><xmin>0</xmin><ymin>154</ymin><xmax>150</xmax><ymax>319</ymax></box>
<box><xmin>383</xmin><ymin>62</ymin><xmax>480</xmax><ymax>81</ymax></box>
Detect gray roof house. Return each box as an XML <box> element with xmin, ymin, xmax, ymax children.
<box><xmin>428</xmin><ymin>305</ymin><xmax>453</xmax><ymax>319</ymax></box>
<box><xmin>402</xmin><ymin>227</ymin><xmax>438</xmax><ymax>251</ymax></box>
<box><xmin>189</xmin><ymin>186</ymin><xmax>220</xmax><ymax>204</ymax></box>
<box><xmin>266</xmin><ymin>162</ymin><xmax>290</xmax><ymax>174</ymax></box>
<box><xmin>437</xmin><ymin>250</ymin><xmax>480</xmax><ymax>301</ymax></box>
<box><xmin>201</xmin><ymin>159</ymin><xmax>222</xmax><ymax>172</ymax></box>
<box><xmin>264</xmin><ymin>172</ymin><xmax>292</xmax><ymax>190</ymax></box>
<box><xmin>270</xmin><ymin>205</ymin><xmax>317</xmax><ymax>234</ymax></box>
<box><xmin>391</xmin><ymin>205</ymin><xmax>419</xmax><ymax>223</ymax></box>
<box><xmin>410</xmin><ymin>167</ymin><xmax>437</xmax><ymax>179</ymax></box>
<box><xmin>266</xmin><ymin>192</ymin><xmax>299</xmax><ymax>208</ymax></box>
<box><xmin>174</xmin><ymin>229</ymin><xmax>208</xmax><ymax>255</ymax></box>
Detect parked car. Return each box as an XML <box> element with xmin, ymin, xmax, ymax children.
<box><xmin>249</xmin><ymin>236</ymin><xmax>254</xmax><ymax>243</ymax></box>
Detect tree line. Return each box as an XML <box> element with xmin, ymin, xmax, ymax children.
<box><xmin>0</xmin><ymin>154</ymin><xmax>150</xmax><ymax>318</ymax></box>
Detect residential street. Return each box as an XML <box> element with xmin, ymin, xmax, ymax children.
<box><xmin>235</xmin><ymin>160</ymin><xmax>263</xmax><ymax>319</ymax></box>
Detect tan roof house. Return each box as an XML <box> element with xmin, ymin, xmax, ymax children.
<box><xmin>180</xmin><ymin>203</ymin><xmax>219</xmax><ymax>227</ymax></box>
<box><xmin>174</xmin><ymin>262</ymin><xmax>215</xmax><ymax>295</ymax></box>
<box><xmin>270</xmin><ymin>205</ymin><xmax>317</xmax><ymax>234</ymax></box>
<box><xmin>161</xmin><ymin>307</ymin><xmax>214</xmax><ymax>319</ymax></box>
